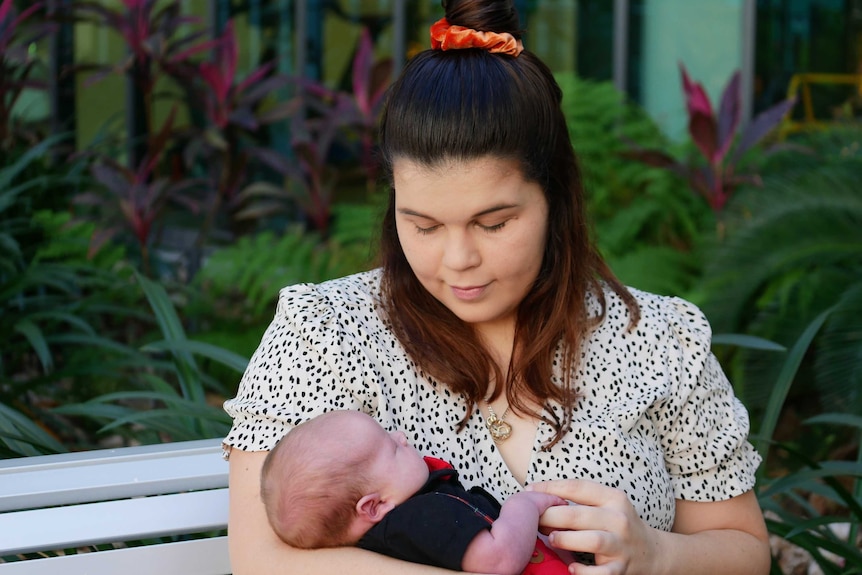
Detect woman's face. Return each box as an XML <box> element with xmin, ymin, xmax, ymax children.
<box><xmin>393</xmin><ymin>156</ymin><xmax>549</xmax><ymax>337</ymax></box>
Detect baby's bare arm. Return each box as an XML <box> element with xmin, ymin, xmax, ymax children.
<box><xmin>461</xmin><ymin>491</ymin><xmax>566</xmax><ymax>575</ymax></box>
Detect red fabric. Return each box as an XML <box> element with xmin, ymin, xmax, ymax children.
<box><xmin>521</xmin><ymin>538</ymin><xmax>570</xmax><ymax>575</ymax></box>
<box><xmin>429</xmin><ymin>18</ymin><xmax>524</xmax><ymax>57</ymax></box>
<box><xmin>423</xmin><ymin>456</ymin><xmax>455</xmax><ymax>473</ymax></box>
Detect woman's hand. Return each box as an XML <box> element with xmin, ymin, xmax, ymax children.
<box><xmin>527</xmin><ymin>480</ymin><xmax>771</xmax><ymax>575</ymax></box>
<box><xmin>527</xmin><ymin>479</ymin><xmax>660</xmax><ymax>575</ymax></box>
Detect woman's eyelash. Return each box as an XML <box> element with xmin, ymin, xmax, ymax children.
<box><xmin>413</xmin><ymin>221</ymin><xmax>507</xmax><ymax>234</ymax></box>
<box><xmin>480</xmin><ymin>221</ymin><xmax>506</xmax><ymax>232</ymax></box>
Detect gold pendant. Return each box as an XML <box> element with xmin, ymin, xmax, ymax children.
<box><xmin>486</xmin><ymin>413</ymin><xmax>512</xmax><ymax>443</ymax></box>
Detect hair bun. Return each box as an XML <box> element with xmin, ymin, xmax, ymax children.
<box><xmin>442</xmin><ymin>0</ymin><xmax>521</xmax><ymax>37</ymax></box>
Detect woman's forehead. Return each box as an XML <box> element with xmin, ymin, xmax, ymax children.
<box><xmin>392</xmin><ymin>155</ymin><xmax>521</xmax><ymax>179</ymax></box>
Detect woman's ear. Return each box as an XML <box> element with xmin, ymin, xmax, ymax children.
<box><xmin>356</xmin><ymin>493</ymin><xmax>396</xmax><ymax>523</ymax></box>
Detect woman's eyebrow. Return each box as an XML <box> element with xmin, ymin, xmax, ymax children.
<box><xmin>396</xmin><ymin>204</ymin><xmax>519</xmax><ymax>219</ymax></box>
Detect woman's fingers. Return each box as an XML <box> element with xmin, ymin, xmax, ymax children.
<box><xmin>528</xmin><ymin>479</ymin><xmax>658</xmax><ymax>575</ymax></box>
<box><xmin>540</xmin><ymin>502</ymin><xmax>628</xmax><ymax>533</ymax></box>
<box><xmin>548</xmin><ymin>529</ymin><xmax>615</xmax><ymax>556</ymax></box>
<box><xmin>528</xmin><ymin>479</ymin><xmax>632</xmax><ymax>509</ymax></box>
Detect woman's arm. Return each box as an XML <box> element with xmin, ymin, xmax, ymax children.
<box><xmin>228</xmin><ymin>449</ymin><xmax>486</xmax><ymax>575</ymax></box>
<box><xmin>529</xmin><ymin>479</ymin><xmax>770</xmax><ymax>575</ymax></box>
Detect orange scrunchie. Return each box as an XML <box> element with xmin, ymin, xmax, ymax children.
<box><xmin>430</xmin><ymin>18</ymin><xmax>524</xmax><ymax>57</ymax></box>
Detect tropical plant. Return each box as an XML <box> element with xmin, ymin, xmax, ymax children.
<box><xmin>333</xmin><ymin>27</ymin><xmax>393</xmax><ymax>195</ymax></box>
<box><xmin>739</xmin><ymin>312</ymin><xmax>862</xmax><ymax>575</ymax></box>
<box><xmin>698</xmin><ymin>139</ymin><xmax>862</xmax><ymax>415</ymax></box>
<box><xmin>556</xmin><ymin>73</ymin><xmax>709</xmax><ymax>296</ymax></box>
<box><xmin>0</xmin><ymin>135</ymin><xmax>139</xmax><ymax>457</ymax></box>
<box><xmin>53</xmin><ymin>272</ymin><xmax>246</xmax><ymax>445</ymax></box>
<box><xmin>74</xmin><ymin>107</ymin><xmax>204</xmax><ymax>273</ymax></box>
<box><xmin>195</xmin><ymin>200</ymin><xmax>379</xmax><ymax>312</ymax></box>
<box><xmin>238</xmin><ymin>27</ymin><xmax>392</xmax><ymax>236</ymax></box>
<box><xmin>762</xmin><ymin>431</ymin><xmax>862</xmax><ymax>575</ymax></box>
<box><xmin>624</xmin><ymin>63</ymin><xmax>797</xmax><ymax>215</ymax></box>
<box><xmin>0</xmin><ymin>0</ymin><xmax>55</xmax><ymax>152</ymax></box>
<box><xmin>70</xmin><ymin>2</ymin><xmax>298</xmax><ymax>274</ymax></box>
<box><xmin>72</xmin><ymin>0</ymin><xmax>219</xmax><ymax>161</ymax></box>
<box><xmin>183</xmin><ymin>19</ymin><xmax>295</xmax><ymax>245</ymax></box>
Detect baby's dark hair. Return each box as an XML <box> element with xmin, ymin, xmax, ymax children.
<box><xmin>260</xmin><ymin>414</ymin><xmax>371</xmax><ymax>548</ymax></box>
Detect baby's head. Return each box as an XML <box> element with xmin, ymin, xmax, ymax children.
<box><xmin>260</xmin><ymin>410</ymin><xmax>429</xmax><ymax>548</ymax></box>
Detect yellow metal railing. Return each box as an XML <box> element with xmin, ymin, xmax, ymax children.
<box><xmin>782</xmin><ymin>73</ymin><xmax>862</xmax><ymax>135</ymax></box>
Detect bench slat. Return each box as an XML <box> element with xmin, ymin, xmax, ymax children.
<box><xmin>0</xmin><ymin>536</ymin><xmax>230</xmax><ymax>575</ymax></box>
<box><xmin>0</xmin><ymin>439</ymin><xmax>227</xmax><ymax>512</ymax></box>
<box><xmin>0</xmin><ymin>488</ymin><xmax>228</xmax><ymax>556</ymax></box>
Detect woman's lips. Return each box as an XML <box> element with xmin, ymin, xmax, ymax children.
<box><xmin>450</xmin><ymin>284</ymin><xmax>488</xmax><ymax>301</ymax></box>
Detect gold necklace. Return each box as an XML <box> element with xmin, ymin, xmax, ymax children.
<box><xmin>485</xmin><ymin>402</ymin><xmax>512</xmax><ymax>443</ymax></box>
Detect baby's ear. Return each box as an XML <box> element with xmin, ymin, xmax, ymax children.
<box><xmin>356</xmin><ymin>493</ymin><xmax>396</xmax><ymax>523</ymax></box>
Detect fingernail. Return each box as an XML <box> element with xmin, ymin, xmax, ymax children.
<box><xmin>525</xmin><ymin>484</ymin><xmax>533</xmax><ymax>491</ymax></box>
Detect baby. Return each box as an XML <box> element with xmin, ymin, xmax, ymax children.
<box><xmin>260</xmin><ymin>410</ymin><xmax>571</xmax><ymax>575</ymax></box>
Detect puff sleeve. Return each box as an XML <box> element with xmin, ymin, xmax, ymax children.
<box><xmin>223</xmin><ymin>280</ymin><xmax>381</xmax><ymax>452</ymax></box>
<box><xmin>652</xmin><ymin>297</ymin><xmax>762</xmax><ymax>501</ymax></box>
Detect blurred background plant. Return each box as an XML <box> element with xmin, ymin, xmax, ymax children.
<box><xmin>558</xmin><ymin>72</ymin><xmax>711</xmax><ymax>297</ymax></box>
<box><xmin>0</xmin><ymin>0</ymin><xmax>56</xmax><ymax>153</ymax></box>
<box><xmin>1</xmin><ymin>0</ymin><xmax>383</xmax><ymax>457</ymax></box>
<box><xmin>623</xmin><ymin>63</ymin><xmax>797</xmax><ymax>219</ymax></box>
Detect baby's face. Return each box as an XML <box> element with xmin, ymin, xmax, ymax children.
<box><xmin>351</xmin><ymin>414</ymin><xmax>429</xmax><ymax>504</ymax></box>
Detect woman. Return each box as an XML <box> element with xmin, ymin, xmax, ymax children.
<box><xmin>223</xmin><ymin>1</ymin><xmax>771</xmax><ymax>573</ymax></box>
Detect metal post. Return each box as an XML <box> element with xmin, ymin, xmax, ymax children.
<box><xmin>613</xmin><ymin>0</ymin><xmax>629</xmax><ymax>94</ymax></box>
<box><xmin>295</xmin><ymin>0</ymin><xmax>307</xmax><ymax>78</ymax></box>
<box><xmin>47</xmin><ymin>0</ymin><xmax>76</xmax><ymax>138</ymax></box>
<box><xmin>249</xmin><ymin>0</ymin><xmax>261</xmax><ymax>71</ymax></box>
<box><xmin>740</xmin><ymin>0</ymin><xmax>757</xmax><ymax>127</ymax></box>
<box><xmin>392</xmin><ymin>0</ymin><xmax>406</xmax><ymax>78</ymax></box>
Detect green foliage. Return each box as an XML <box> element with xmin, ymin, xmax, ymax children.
<box><xmin>0</xmin><ymin>136</ymin><xmax>132</xmax><ymax>456</ymax></box>
<box><xmin>53</xmin><ymin>272</ymin><xmax>243</xmax><ymax>444</ymax></box>
<box><xmin>734</xmin><ymin>313</ymin><xmax>862</xmax><ymax>575</ymax></box>
<box><xmin>759</xmin><ymin>414</ymin><xmax>862</xmax><ymax>575</ymax></box>
<box><xmin>556</xmin><ymin>73</ymin><xmax>711</xmax><ymax>296</ymax></box>
<box><xmin>194</xmin><ymin>202</ymin><xmax>377</xmax><ymax>318</ymax></box>
<box><xmin>0</xmin><ymin>132</ymin><xmax>245</xmax><ymax>455</ymax></box>
<box><xmin>699</xmin><ymin>143</ymin><xmax>862</xmax><ymax>414</ymax></box>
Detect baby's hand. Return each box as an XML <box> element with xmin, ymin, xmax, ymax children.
<box><xmin>508</xmin><ymin>490</ymin><xmax>568</xmax><ymax>515</ymax></box>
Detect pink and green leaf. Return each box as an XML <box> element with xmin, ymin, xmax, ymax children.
<box><xmin>715</xmin><ymin>70</ymin><xmax>742</xmax><ymax>162</ymax></box>
<box><xmin>688</xmin><ymin>111</ymin><xmax>719</xmax><ymax>163</ymax></box>
<box><xmin>733</xmin><ymin>97</ymin><xmax>797</xmax><ymax>162</ymax></box>
<box><xmin>679</xmin><ymin>62</ymin><xmax>713</xmax><ymax>119</ymax></box>
<box><xmin>352</xmin><ymin>28</ymin><xmax>374</xmax><ymax>115</ymax></box>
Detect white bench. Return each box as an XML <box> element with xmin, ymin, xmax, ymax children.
<box><xmin>0</xmin><ymin>438</ymin><xmax>231</xmax><ymax>574</ymax></box>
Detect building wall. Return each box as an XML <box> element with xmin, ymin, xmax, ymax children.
<box><xmin>639</xmin><ymin>0</ymin><xmax>744</xmax><ymax>138</ymax></box>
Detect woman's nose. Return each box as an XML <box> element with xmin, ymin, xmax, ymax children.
<box><xmin>441</xmin><ymin>230</ymin><xmax>480</xmax><ymax>270</ymax></box>
<box><xmin>391</xmin><ymin>430</ymin><xmax>408</xmax><ymax>445</ymax></box>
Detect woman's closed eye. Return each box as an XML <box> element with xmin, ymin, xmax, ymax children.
<box><xmin>477</xmin><ymin>220</ymin><xmax>507</xmax><ymax>233</ymax></box>
<box><xmin>414</xmin><ymin>223</ymin><xmax>441</xmax><ymax>235</ymax></box>
<box><xmin>412</xmin><ymin>219</ymin><xmax>509</xmax><ymax>235</ymax></box>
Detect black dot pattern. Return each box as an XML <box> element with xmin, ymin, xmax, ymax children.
<box><xmin>223</xmin><ymin>269</ymin><xmax>761</xmax><ymax>531</ymax></box>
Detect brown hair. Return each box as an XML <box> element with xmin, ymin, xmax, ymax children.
<box><xmin>377</xmin><ymin>0</ymin><xmax>639</xmax><ymax>447</ymax></box>
<box><xmin>260</xmin><ymin>413</ymin><xmax>372</xmax><ymax>548</ymax></box>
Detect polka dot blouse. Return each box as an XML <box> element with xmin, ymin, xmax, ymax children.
<box><xmin>223</xmin><ymin>269</ymin><xmax>761</xmax><ymax>531</ymax></box>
